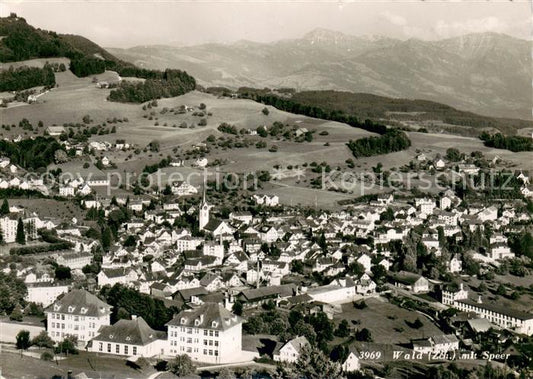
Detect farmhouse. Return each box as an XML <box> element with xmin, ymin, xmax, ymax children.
<box><xmin>46</xmin><ymin>126</ymin><xmax>66</xmax><ymax>136</ymax></box>
<box><xmin>391</xmin><ymin>272</ymin><xmax>429</xmax><ymax>294</ymax></box>
<box><xmin>273</xmin><ymin>336</ymin><xmax>309</xmax><ymax>363</ymax></box>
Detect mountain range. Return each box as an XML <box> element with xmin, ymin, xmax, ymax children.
<box><xmin>108</xmin><ymin>28</ymin><xmax>532</xmax><ymax>120</ymax></box>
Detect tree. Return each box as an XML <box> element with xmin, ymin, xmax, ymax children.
<box><xmin>0</xmin><ymin>272</ymin><xmax>27</xmax><ymax>315</ymax></box>
<box><xmin>446</xmin><ymin>148</ymin><xmax>462</xmax><ymax>162</ymax></box>
<box><xmin>335</xmin><ymin>319</ymin><xmax>350</xmax><ymax>337</ymax></box>
<box><xmin>294</xmin><ymin>344</ymin><xmax>343</xmax><ymax>379</ymax></box>
<box><xmin>291</xmin><ymin>260</ymin><xmax>304</xmax><ymax>274</ymax></box>
<box><xmin>262</xmin><ymin>107</ymin><xmax>269</xmax><ymax>116</ymax></box>
<box><xmin>32</xmin><ymin>331</ymin><xmax>54</xmax><ymax>348</ymax></box>
<box><xmin>167</xmin><ymin>354</ymin><xmax>196</xmax><ymax>377</ymax></box>
<box><xmin>330</xmin><ymin>344</ymin><xmax>349</xmax><ymax>363</ymax></box>
<box><xmin>55</xmin><ymin>265</ymin><xmax>71</xmax><ymax>280</ymax></box>
<box><xmin>308</xmin><ymin>311</ymin><xmax>334</xmax><ymax>346</ymax></box>
<box><xmin>9</xmin><ymin>304</ymin><xmax>23</xmax><ymax>321</ymax></box>
<box><xmin>15</xmin><ymin>218</ymin><xmax>25</xmax><ymax>245</ymax></box>
<box><xmin>293</xmin><ymin>320</ymin><xmax>317</xmax><ymax>344</ymax></box>
<box><xmin>232</xmin><ymin>300</ymin><xmax>243</xmax><ymax>316</ymax></box>
<box><xmin>0</xmin><ymin>198</ymin><xmax>9</xmax><ymax>215</ymax></box>
<box><xmin>355</xmin><ymin>328</ymin><xmax>373</xmax><ymax>342</ymax></box>
<box><xmin>55</xmin><ymin>335</ymin><xmax>78</xmax><ymax>355</ymax></box>
<box><xmin>123</xmin><ymin>235</ymin><xmax>137</xmax><ymax>247</ymax></box>
<box><xmin>218</xmin><ymin>368</ymin><xmax>236</xmax><ymax>379</ymax></box>
<box><xmin>347</xmin><ymin>262</ymin><xmax>365</xmax><ymax>277</ymax></box>
<box><xmin>371</xmin><ymin>264</ymin><xmax>387</xmax><ymax>283</ymax></box>
<box><xmin>117</xmin><ymin>307</ymin><xmax>130</xmax><ymax>320</ymax></box>
<box><xmin>16</xmin><ymin>330</ymin><xmax>31</xmax><ymax>349</ymax></box>
<box><xmin>101</xmin><ymin>227</ymin><xmax>113</xmax><ymax>251</ymax></box>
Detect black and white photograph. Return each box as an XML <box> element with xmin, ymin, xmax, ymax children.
<box><xmin>0</xmin><ymin>1</ymin><xmax>531</xmax><ymax>378</ymax></box>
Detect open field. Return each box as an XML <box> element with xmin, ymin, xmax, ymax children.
<box><xmin>334</xmin><ymin>297</ymin><xmax>442</xmax><ymax>345</ymax></box>
<box><xmin>0</xmin><ymin>349</ymin><xmax>162</xmax><ymax>379</ymax></box>
<box><xmin>1</xmin><ymin>70</ymin><xmax>531</xmax><ymax>208</ymax></box>
<box><xmin>7</xmin><ymin>198</ymin><xmax>87</xmax><ymax>221</ymax></box>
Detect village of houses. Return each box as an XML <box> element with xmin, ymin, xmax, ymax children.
<box><xmin>0</xmin><ymin>138</ymin><xmax>532</xmax><ymax>379</ymax></box>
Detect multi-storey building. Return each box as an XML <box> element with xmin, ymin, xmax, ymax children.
<box><xmin>442</xmin><ymin>288</ymin><xmax>533</xmax><ymax>336</ymax></box>
<box><xmin>45</xmin><ymin>289</ymin><xmax>112</xmax><ymax>344</ymax></box>
<box><xmin>441</xmin><ymin>283</ymin><xmax>469</xmax><ymax>305</ymax></box>
<box><xmin>0</xmin><ymin>215</ymin><xmax>18</xmax><ymax>243</ymax></box>
<box><xmin>26</xmin><ymin>282</ymin><xmax>70</xmax><ymax>307</ymax></box>
<box><xmin>166</xmin><ymin>302</ymin><xmax>242</xmax><ymax>364</ymax></box>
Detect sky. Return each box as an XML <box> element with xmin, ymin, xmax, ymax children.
<box><xmin>1</xmin><ymin>1</ymin><xmax>531</xmax><ymax>48</ymax></box>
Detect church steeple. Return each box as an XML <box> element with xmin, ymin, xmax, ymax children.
<box><xmin>199</xmin><ymin>177</ymin><xmax>210</xmax><ymax>230</ymax></box>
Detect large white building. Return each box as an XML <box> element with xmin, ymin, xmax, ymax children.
<box><xmin>89</xmin><ymin>316</ymin><xmax>166</xmax><ymax>358</ymax></box>
<box><xmin>442</xmin><ymin>288</ymin><xmax>533</xmax><ymax>336</ymax></box>
<box><xmin>26</xmin><ymin>283</ymin><xmax>70</xmax><ymax>307</ymax></box>
<box><xmin>56</xmin><ymin>252</ymin><xmax>93</xmax><ymax>270</ymax></box>
<box><xmin>45</xmin><ymin>289</ymin><xmax>112</xmax><ymax>344</ymax></box>
<box><xmin>166</xmin><ymin>302</ymin><xmax>242</xmax><ymax>364</ymax></box>
<box><xmin>0</xmin><ymin>215</ymin><xmax>18</xmax><ymax>243</ymax></box>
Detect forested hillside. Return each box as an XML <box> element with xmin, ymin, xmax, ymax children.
<box><xmin>0</xmin><ymin>14</ymin><xmax>197</xmax><ymax>100</ymax></box>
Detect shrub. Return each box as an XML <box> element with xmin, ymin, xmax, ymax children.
<box><xmin>167</xmin><ymin>354</ymin><xmax>195</xmax><ymax>376</ymax></box>
<box><xmin>40</xmin><ymin>351</ymin><xmax>54</xmax><ymax>361</ymax></box>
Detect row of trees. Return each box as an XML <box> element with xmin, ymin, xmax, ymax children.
<box><xmin>346</xmin><ymin>129</ymin><xmax>411</xmax><ymax>158</ymax></box>
<box><xmin>244</xmin><ymin>92</ymin><xmax>389</xmax><ymax>135</ymax></box>
<box><xmin>108</xmin><ymin>69</ymin><xmax>196</xmax><ymax>103</ymax></box>
<box><xmin>480</xmin><ymin>132</ymin><xmax>533</xmax><ymax>152</ymax></box>
<box><xmin>0</xmin><ymin>64</ymin><xmax>55</xmax><ymax>91</ymax></box>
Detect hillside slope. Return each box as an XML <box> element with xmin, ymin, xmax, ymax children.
<box><xmin>109</xmin><ymin>29</ymin><xmax>531</xmax><ymax>120</ymax></box>
<box><xmin>0</xmin><ymin>14</ymin><xmax>121</xmax><ymax>63</ymax></box>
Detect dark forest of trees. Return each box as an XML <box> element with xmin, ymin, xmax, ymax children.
<box><xmin>99</xmin><ymin>284</ymin><xmax>177</xmax><ymax>331</ymax></box>
<box><xmin>0</xmin><ymin>64</ymin><xmax>55</xmax><ymax>91</ymax></box>
<box><xmin>347</xmin><ymin>129</ymin><xmax>411</xmax><ymax>158</ymax></box>
<box><xmin>0</xmin><ymin>136</ymin><xmax>63</xmax><ymax>169</ymax></box>
<box><xmin>108</xmin><ymin>69</ymin><xmax>196</xmax><ymax>103</ymax></box>
<box><xmin>480</xmin><ymin>132</ymin><xmax>533</xmax><ymax>152</ymax></box>
<box><xmin>69</xmin><ymin>56</ymin><xmax>106</xmax><ymax>77</ymax></box>
<box><xmin>246</xmin><ymin>92</ymin><xmax>389</xmax><ymax>135</ymax></box>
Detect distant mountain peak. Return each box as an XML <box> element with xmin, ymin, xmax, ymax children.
<box><xmin>302</xmin><ymin>28</ymin><xmax>353</xmax><ymax>44</ymax></box>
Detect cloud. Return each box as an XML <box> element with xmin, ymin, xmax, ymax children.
<box><xmin>434</xmin><ymin>17</ymin><xmax>508</xmax><ymax>38</ymax></box>
<box><xmin>381</xmin><ymin>11</ymin><xmax>407</xmax><ymax>27</ymax></box>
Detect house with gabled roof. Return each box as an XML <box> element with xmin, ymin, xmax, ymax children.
<box><xmin>89</xmin><ymin>316</ymin><xmax>166</xmax><ymax>357</ymax></box>
<box><xmin>200</xmin><ymin>273</ymin><xmax>224</xmax><ymax>292</ymax></box>
<box><xmin>273</xmin><ymin>336</ymin><xmax>309</xmax><ymax>363</ymax></box>
<box><xmin>97</xmin><ymin>267</ymin><xmax>138</xmax><ymax>288</ymax></box>
<box><xmin>203</xmin><ymin>219</ymin><xmax>234</xmax><ymax>238</ymax></box>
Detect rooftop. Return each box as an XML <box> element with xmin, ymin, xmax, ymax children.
<box><xmin>166</xmin><ymin>302</ymin><xmax>242</xmax><ymax>331</ymax></box>
<box><xmin>46</xmin><ymin>289</ymin><xmax>111</xmax><ymax>317</ymax></box>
